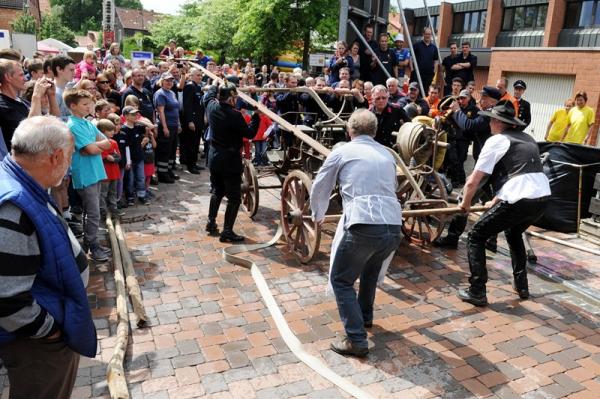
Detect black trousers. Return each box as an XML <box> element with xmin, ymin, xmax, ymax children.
<box><xmin>209</xmin><ymin>169</ymin><xmax>242</xmax><ymax>204</ymax></box>
<box><xmin>467</xmin><ymin>198</ymin><xmax>548</xmax><ymax>295</ymax></box>
<box><xmin>156</xmin><ymin>124</ymin><xmax>178</xmax><ymax>174</ymax></box>
<box><xmin>411</xmin><ymin>72</ymin><xmax>434</xmax><ymax>93</ymax></box>
<box><xmin>446</xmin><ymin>184</ymin><xmax>494</xmax><ymax>240</ymax></box>
<box><xmin>180</xmin><ymin>124</ymin><xmax>202</xmax><ymax>167</ymax></box>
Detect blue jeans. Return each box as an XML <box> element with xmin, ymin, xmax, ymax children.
<box><xmin>127</xmin><ymin>160</ymin><xmax>146</xmax><ymax>199</ymax></box>
<box><xmin>331</xmin><ymin>224</ymin><xmax>402</xmax><ymax>347</ymax></box>
<box><xmin>253</xmin><ymin>140</ymin><xmax>268</xmax><ymax>165</ymax></box>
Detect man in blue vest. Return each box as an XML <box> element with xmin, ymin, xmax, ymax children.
<box><xmin>0</xmin><ymin>116</ymin><xmax>97</xmax><ymax>398</ymax></box>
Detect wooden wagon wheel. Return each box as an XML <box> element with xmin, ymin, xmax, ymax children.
<box><xmin>280</xmin><ymin>170</ymin><xmax>321</xmax><ymax>263</ymax></box>
<box><xmin>401</xmin><ymin>171</ymin><xmax>449</xmax><ymax>245</ymax></box>
<box><xmin>241</xmin><ymin>159</ymin><xmax>259</xmax><ymax>218</ymax></box>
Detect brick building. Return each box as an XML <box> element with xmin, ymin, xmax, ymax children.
<box><xmin>402</xmin><ymin>0</ymin><xmax>600</xmax><ymax>145</ymax></box>
<box><xmin>0</xmin><ymin>0</ymin><xmax>41</xmax><ymax>32</ymax></box>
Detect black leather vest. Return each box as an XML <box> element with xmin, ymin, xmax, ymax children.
<box><xmin>489</xmin><ymin>130</ymin><xmax>542</xmax><ymax>192</ymax></box>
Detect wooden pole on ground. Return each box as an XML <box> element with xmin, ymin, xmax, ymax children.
<box><xmin>106</xmin><ymin>216</ymin><xmax>130</xmax><ymax>399</ymax></box>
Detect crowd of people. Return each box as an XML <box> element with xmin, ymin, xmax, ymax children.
<box><xmin>0</xmin><ymin>28</ymin><xmax>596</xmax><ymax>396</ymax></box>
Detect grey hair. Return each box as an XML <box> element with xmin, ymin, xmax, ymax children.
<box><xmin>386</xmin><ymin>77</ymin><xmax>399</xmax><ymax>86</ymax></box>
<box><xmin>347</xmin><ymin>109</ymin><xmax>378</xmax><ymax>137</ymax></box>
<box><xmin>189</xmin><ymin>67</ymin><xmax>201</xmax><ymax>75</ymax></box>
<box><xmin>372</xmin><ymin>84</ymin><xmax>388</xmax><ymax>96</ymax></box>
<box><xmin>11</xmin><ymin>116</ymin><xmax>72</xmax><ymax>156</ymax></box>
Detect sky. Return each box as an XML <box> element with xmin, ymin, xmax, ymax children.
<box><xmin>140</xmin><ymin>0</ymin><xmax>464</xmax><ymax>16</ymax></box>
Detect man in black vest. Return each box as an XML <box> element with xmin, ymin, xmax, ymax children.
<box><xmin>181</xmin><ymin>68</ymin><xmax>205</xmax><ymax>174</ymax></box>
<box><xmin>203</xmin><ymin>82</ymin><xmax>260</xmax><ymax>242</ymax></box>
<box><xmin>457</xmin><ymin>101</ymin><xmax>550</xmax><ymax>306</ymax></box>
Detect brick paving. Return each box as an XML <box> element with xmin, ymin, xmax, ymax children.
<box><xmin>2</xmin><ymin>169</ymin><xmax>600</xmax><ymax>398</ymax></box>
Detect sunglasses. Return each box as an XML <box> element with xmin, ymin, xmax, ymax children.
<box><xmin>97</xmin><ymin>80</ymin><xmax>109</xmax><ymax>84</ymax></box>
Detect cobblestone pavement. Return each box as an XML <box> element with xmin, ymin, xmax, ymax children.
<box><xmin>3</xmin><ymin>169</ymin><xmax>600</xmax><ymax>399</ymax></box>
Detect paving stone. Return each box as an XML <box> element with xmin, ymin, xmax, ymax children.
<box><xmin>201</xmin><ymin>373</ymin><xmax>228</xmax><ymax>394</ymax></box>
<box><xmin>225</xmin><ymin>350</ymin><xmax>250</xmax><ymax>369</ymax></box>
<box><xmin>256</xmin><ymin>380</ymin><xmax>312</xmax><ymax>399</ymax></box>
<box><xmin>177</xmin><ymin>339</ymin><xmax>201</xmax><ymax>355</ymax></box>
<box><xmin>307</xmin><ymin>388</ymin><xmax>344</xmax><ymax>398</ymax></box>
<box><xmin>171</xmin><ymin>353</ymin><xmax>204</xmax><ymax>369</ymax></box>
<box><xmin>223</xmin><ymin>366</ymin><xmax>258</xmax><ymax>382</ymax></box>
<box><xmin>552</xmin><ymin>373</ymin><xmax>585</xmax><ymax>393</ymax></box>
<box><xmin>250</xmin><ymin>357</ymin><xmax>278</xmax><ymax>376</ymax></box>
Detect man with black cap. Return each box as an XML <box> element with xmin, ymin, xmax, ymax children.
<box><xmin>442</xmin><ymin>89</ymin><xmax>472</xmax><ymax>187</ymax></box>
<box><xmin>433</xmin><ymin>86</ymin><xmax>502</xmax><ymax>250</ymax></box>
<box><xmin>457</xmin><ymin>101</ymin><xmax>550</xmax><ymax>306</ymax></box>
<box><xmin>513</xmin><ymin>80</ymin><xmax>531</xmax><ymax>131</ymax></box>
<box><xmin>398</xmin><ymin>82</ymin><xmax>430</xmax><ymax>116</ymax></box>
<box><xmin>203</xmin><ymin>81</ymin><xmax>260</xmax><ymax>242</ymax></box>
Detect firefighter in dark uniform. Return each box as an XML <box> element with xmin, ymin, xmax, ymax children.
<box><xmin>453</xmin><ymin>89</ymin><xmax>479</xmax><ymax>186</ymax></box>
<box><xmin>181</xmin><ymin>68</ymin><xmax>205</xmax><ymax>174</ymax></box>
<box><xmin>457</xmin><ymin>101</ymin><xmax>550</xmax><ymax>306</ymax></box>
<box><xmin>433</xmin><ymin>86</ymin><xmax>502</xmax><ymax>250</ymax></box>
<box><xmin>203</xmin><ymin>82</ymin><xmax>260</xmax><ymax>242</ymax></box>
<box><xmin>370</xmin><ymin>85</ymin><xmax>410</xmax><ymax>148</ymax></box>
<box><xmin>513</xmin><ymin>80</ymin><xmax>531</xmax><ymax>131</ymax></box>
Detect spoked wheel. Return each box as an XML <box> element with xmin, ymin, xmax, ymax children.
<box><xmin>401</xmin><ymin>171</ymin><xmax>449</xmax><ymax>245</ymax></box>
<box><xmin>280</xmin><ymin>170</ymin><xmax>321</xmax><ymax>263</ymax></box>
<box><xmin>241</xmin><ymin>159</ymin><xmax>259</xmax><ymax>218</ymax></box>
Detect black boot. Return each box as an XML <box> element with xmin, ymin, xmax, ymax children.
<box><xmin>206</xmin><ymin>195</ymin><xmax>222</xmax><ymax>236</ymax></box>
<box><xmin>220</xmin><ymin>201</ymin><xmax>244</xmax><ymax>242</ymax></box>
<box><xmin>168</xmin><ymin>170</ymin><xmax>180</xmax><ymax>180</ymax></box>
<box><xmin>158</xmin><ymin>172</ymin><xmax>174</xmax><ymax>184</ymax></box>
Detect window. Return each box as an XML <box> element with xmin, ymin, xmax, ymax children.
<box><xmin>452</xmin><ymin>11</ymin><xmax>486</xmax><ymax>34</ymax></box>
<box><xmin>502</xmin><ymin>4</ymin><xmax>548</xmax><ymax>30</ymax></box>
<box><xmin>413</xmin><ymin>15</ymin><xmax>438</xmax><ymax>35</ymax></box>
<box><xmin>564</xmin><ymin>0</ymin><xmax>600</xmax><ymax>28</ymax></box>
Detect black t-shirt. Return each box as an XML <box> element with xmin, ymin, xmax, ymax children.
<box><xmin>121</xmin><ymin>85</ymin><xmax>155</xmax><ymax>121</ymax></box>
<box><xmin>413</xmin><ymin>40</ymin><xmax>439</xmax><ymax>76</ymax></box>
<box><xmin>0</xmin><ymin>94</ymin><xmax>30</xmax><ymax>151</ymax></box>
<box><xmin>121</xmin><ymin>124</ymin><xmax>145</xmax><ymax>163</ymax></box>
<box><xmin>113</xmin><ymin>130</ymin><xmax>129</xmax><ymax>169</ymax></box>
<box><xmin>371</xmin><ymin>48</ymin><xmax>398</xmax><ymax>86</ymax></box>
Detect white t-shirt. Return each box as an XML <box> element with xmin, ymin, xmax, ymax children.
<box><xmin>474</xmin><ymin>134</ymin><xmax>551</xmax><ymax>204</ymax></box>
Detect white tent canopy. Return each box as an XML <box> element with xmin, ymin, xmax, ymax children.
<box><xmin>37</xmin><ymin>38</ymin><xmax>74</xmax><ymax>52</ymax></box>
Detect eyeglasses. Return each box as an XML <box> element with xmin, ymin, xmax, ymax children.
<box><xmin>97</xmin><ymin>80</ymin><xmax>109</xmax><ymax>84</ymax></box>
<box><xmin>373</xmin><ymin>97</ymin><xmax>388</xmax><ymax>101</ymax></box>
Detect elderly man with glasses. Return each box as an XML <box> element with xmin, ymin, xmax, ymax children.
<box><xmin>369</xmin><ymin>85</ymin><xmax>410</xmax><ymax>147</ymax></box>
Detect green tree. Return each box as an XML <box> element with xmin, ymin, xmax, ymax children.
<box><xmin>40</xmin><ymin>12</ymin><xmax>77</xmax><ymax>47</ymax></box>
<box><xmin>49</xmin><ymin>0</ymin><xmax>144</xmax><ymax>34</ymax></box>
<box><xmin>117</xmin><ymin>0</ymin><xmax>143</xmax><ymax>9</ymax></box>
<box><xmin>234</xmin><ymin>0</ymin><xmax>338</xmax><ymax>67</ymax></box>
<box><xmin>10</xmin><ymin>12</ymin><xmax>37</xmax><ymax>34</ymax></box>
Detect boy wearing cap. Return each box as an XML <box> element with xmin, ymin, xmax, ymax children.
<box><xmin>393</xmin><ymin>34</ymin><xmax>410</xmax><ymax>78</ymax></box>
<box><xmin>457</xmin><ymin>101</ymin><xmax>550</xmax><ymax>306</ymax></box>
<box><xmin>513</xmin><ymin>80</ymin><xmax>531</xmax><ymax>130</ymax></box>
<box><xmin>122</xmin><ymin>106</ymin><xmax>149</xmax><ymax>205</ymax></box>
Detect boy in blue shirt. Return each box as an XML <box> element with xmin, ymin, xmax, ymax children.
<box><xmin>64</xmin><ymin>89</ymin><xmax>112</xmax><ymax>262</ymax></box>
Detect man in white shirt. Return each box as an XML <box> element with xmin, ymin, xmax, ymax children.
<box><xmin>458</xmin><ymin>101</ymin><xmax>550</xmax><ymax>306</ymax></box>
<box><xmin>311</xmin><ymin>109</ymin><xmax>402</xmax><ymax>357</ymax></box>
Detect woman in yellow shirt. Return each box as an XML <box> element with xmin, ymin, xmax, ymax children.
<box><xmin>561</xmin><ymin>91</ymin><xmax>595</xmax><ymax>145</ymax></box>
<box><xmin>545</xmin><ymin>99</ymin><xmax>573</xmax><ymax>142</ymax></box>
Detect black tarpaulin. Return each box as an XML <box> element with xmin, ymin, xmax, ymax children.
<box><xmin>534</xmin><ymin>142</ymin><xmax>600</xmax><ymax>233</ymax></box>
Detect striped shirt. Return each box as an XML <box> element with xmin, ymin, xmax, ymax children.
<box><xmin>0</xmin><ymin>201</ymin><xmax>89</xmax><ymax>339</ymax></box>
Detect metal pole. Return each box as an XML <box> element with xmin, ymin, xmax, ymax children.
<box><xmin>338</xmin><ymin>0</ymin><xmax>349</xmax><ymax>42</ymax></box>
<box><xmin>347</xmin><ymin>20</ymin><xmax>392</xmax><ymax>80</ymax></box>
<box><xmin>396</xmin><ymin>0</ymin><xmax>425</xmax><ymax>94</ymax></box>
